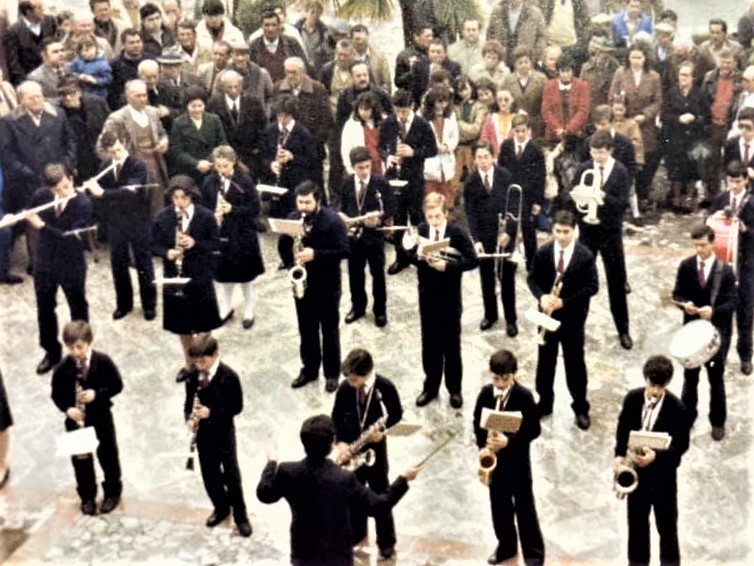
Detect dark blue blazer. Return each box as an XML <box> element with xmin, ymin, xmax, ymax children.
<box><xmin>339</xmin><ymin>174</ymin><xmax>397</xmax><ymax>242</ymax></box>
<box><xmin>378</xmin><ymin>113</ymin><xmax>437</xmax><ymax>196</ymax></box>
<box><xmin>580</xmin><ymin>132</ymin><xmax>637</xmax><ymax>180</ymax></box>
<box><xmin>672</xmin><ymin>255</ymin><xmax>737</xmax><ymax>330</ymax></box>
<box><xmin>97</xmin><ymin>156</ymin><xmax>150</xmax><ymax>223</ymax></box>
<box><xmin>464</xmin><ymin>165</ymin><xmax>516</xmax><ymax>251</ymax></box>
<box><xmin>261</xmin><ymin>122</ymin><xmax>319</xmax><ymax>202</ymax></box>
<box><xmin>498</xmin><ymin>138</ymin><xmax>546</xmax><ymax>206</ymax></box>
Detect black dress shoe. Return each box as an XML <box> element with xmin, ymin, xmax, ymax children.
<box><xmin>619</xmin><ymin>333</ymin><xmax>633</xmax><ymax>350</ymax></box>
<box><xmin>206</xmin><ymin>510</ymin><xmax>230</xmax><ymax>527</ymax></box>
<box><xmin>375</xmin><ymin>314</ymin><xmax>388</xmax><ymax>327</ymax></box>
<box><xmin>100</xmin><ymin>496</ymin><xmax>120</xmax><ymax>514</ymax></box>
<box><xmin>237</xmin><ymin>521</ymin><xmax>252</xmax><ymax>537</ymax></box>
<box><xmin>711</xmin><ymin>426</ymin><xmax>725</xmax><ymax>441</ymax></box>
<box><xmin>242</xmin><ymin>318</ymin><xmax>255</xmax><ymax>330</ymax></box>
<box><xmin>81</xmin><ymin>500</ymin><xmax>97</xmax><ymax>516</ymax></box>
<box><xmin>449</xmin><ymin>393</ymin><xmax>463</xmax><ymax>409</ymax></box>
<box><xmin>379</xmin><ymin>546</ymin><xmax>395</xmax><ymax>559</ymax></box>
<box><xmin>143</xmin><ymin>309</ymin><xmax>156</xmax><ymax>321</ymax></box>
<box><xmin>325</xmin><ymin>377</ymin><xmax>339</xmax><ymax>393</ymax></box>
<box><xmin>387</xmin><ymin>261</ymin><xmax>407</xmax><ymax>275</ymax></box>
<box><xmin>345</xmin><ymin>309</ymin><xmax>365</xmax><ymax>324</ymax></box>
<box><xmin>742</xmin><ymin>361</ymin><xmax>753</xmax><ymax>376</ymax></box>
<box><xmin>538</xmin><ymin>404</ymin><xmax>553</xmax><ymax>418</ymax></box>
<box><xmin>0</xmin><ymin>274</ymin><xmax>23</xmax><ymax>285</ymax></box>
<box><xmin>291</xmin><ymin>372</ymin><xmax>317</xmax><ymax>389</ymax></box>
<box><xmin>415</xmin><ymin>391</ymin><xmax>437</xmax><ymax>407</ymax></box>
<box><xmin>487</xmin><ymin>551</ymin><xmax>502</xmax><ymax>565</ymax></box>
<box><xmin>112</xmin><ymin>308</ymin><xmax>131</xmax><ymax>320</ymax></box>
<box><xmin>479</xmin><ymin>318</ymin><xmax>497</xmax><ymax>331</ymax></box>
<box><xmin>575</xmin><ymin>413</ymin><xmax>591</xmax><ymax>430</ymax></box>
<box><xmin>0</xmin><ymin>468</ymin><xmax>10</xmax><ymax>490</ymax></box>
<box><xmin>221</xmin><ymin>309</ymin><xmax>235</xmax><ymax>325</ymax></box>
<box><xmin>506</xmin><ymin>322</ymin><xmax>518</xmax><ymax>337</ymax></box>
<box><xmin>36</xmin><ymin>353</ymin><xmax>60</xmax><ymax>375</ymax></box>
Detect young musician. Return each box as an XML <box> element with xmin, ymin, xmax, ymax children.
<box><xmin>184</xmin><ymin>334</ymin><xmax>252</xmax><ymax>537</ymax></box>
<box><xmin>84</xmin><ymin>131</ymin><xmax>157</xmax><ymax>322</ymax></box>
<box><xmin>256</xmin><ymin>414</ymin><xmax>420</xmax><ymax>566</ymax></box>
<box><xmin>378</xmin><ymin>89</ymin><xmax>438</xmax><ymax>275</ymax></box>
<box><xmin>410</xmin><ymin>192</ymin><xmax>478</xmax><ymax>409</ymax></box>
<box><xmin>152</xmin><ymin>176</ymin><xmax>222</xmax><ymax>382</ymax></box>
<box><xmin>573</xmin><ymin>130</ymin><xmax>633</xmax><ymax>350</ymax></box>
<box><xmin>51</xmin><ymin>321</ymin><xmax>124</xmax><ymax>515</ymax></box>
<box><xmin>710</xmin><ymin>161</ymin><xmax>754</xmax><ymax>375</ymax></box>
<box><xmin>473</xmin><ymin>349</ymin><xmax>545</xmax><ymax>566</ymax></box>
<box><xmin>331</xmin><ymin>348</ymin><xmax>404</xmax><ymax>560</ymax></box>
<box><xmin>464</xmin><ymin>141</ymin><xmax>518</xmax><ymax>335</ymax></box>
<box><xmin>279</xmin><ymin>182</ymin><xmax>350</xmax><ymax>393</ymax></box>
<box><xmin>527</xmin><ymin>209</ymin><xmax>598</xmax><ymax>429</ymax></box>
<box><xmin>201</xmin><ymin>145</ymin><xmax>265</xmax><ymax>330</ymax></box>
<box><xmin>26</xmin><ymin>164</ymin><xmax>93</xmax><ymax>375</ymax></box>
<box><xmin>672</xmin><ymin>224</ymin><xmax>737</xmax><ymax>440</ymax></box>
<box><xmin>339</xmin><ymin>147</ymin><xmax>397</xmax><ymax>328</ymax></box>
<box><xmin>614</xmin><ymin>355</ymin><xmax>691</xmax><ymax>565</ymax></box>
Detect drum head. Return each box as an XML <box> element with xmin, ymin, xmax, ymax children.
<box><xmin>668</xmin><ymin>320</ymin><xmax>719</xmax><ymax>369</ymax></box>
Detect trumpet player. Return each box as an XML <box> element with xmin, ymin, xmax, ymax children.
<box><xmin>572</xmin><ymin>130</ymin><xmax>634</xmax><ymax>350</ymax></box>
<box><xmin>339</xmin><ymin>147</ymin><xmax>396</xmax><ymax>328</ymax></box>
<box><xmin>51</xmin><ymin>321</ymin><xmax>124</xmax><ymax>516</ymax></box>
<box><xmin>280</xmin><ymin>182</ymin><xmax>350</xmax><ymax>393</ymax></box>
<box><xmin>527</xmin><ymin>209</ymin><xmax>598</xmax><ymax>429</ymax></box>
<box><xmin>464</xmin><ymin>141</ymin><xmax>518</xmax><ymax>335</ymax></box>
<box><xmin>473</xmin><ymin>350</ymin><xmax>544</xmax><ymax>566</ymax></box>
<box><xmin>331</xmin><ymin>348</ymin><xmax>403</xmax><ymax>560</ymax></box>
<box><xmin>411</xmin><ymin>192</ymin><xmax>478</xmax><ymax>409</ymax></box>
<box><xmin>613</xmin><ymin>355</ymin><xmax>690</xmax><ymax>566</ymax></box>
<box><xmin>183</xmin><ymin>334</ymin><xmax>252</xmax><ymax>537</ymax></box>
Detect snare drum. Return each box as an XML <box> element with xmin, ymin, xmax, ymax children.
<box><xmin>706</xmin><ymin>214</ymin><xmax>738</xmax><ymax>270</ymax></box>
<box><xmin>668</xmin><ymin>319</ymin><xmax>721</xmax><ymax>369</ymax></box>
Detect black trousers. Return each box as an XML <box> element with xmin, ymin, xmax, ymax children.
<box><xmin>535</xmin><ymin>322</ymin><xmax>590</xmax><ymax>415</ymax></box>
<box><xmin>580</xmin><ymin>227</ymin><xmax>630</xmax><ymax>334</ymax></box>
<box><xmin>736</xmin><ymin>267</ymin><xmax>754</xmax><ymax>363</ymax></box>
<box><xmin>636</xmin><ymin>148</ymin><xmax>663</xmax><ymax>202</ymax></box>
<box><xmin>419</xmin><ymin>293</ymin><xmax>462</xmax><ymax>395</ymax></box>
<box><xmin>479</xmin><ymin>257</ymin><xmax>517</xmax><ymax>324</ymax></box>
<box><xmin>627</xmin><ymin>474</ymin><xmax>680</xmax><ymax>566</ymax></box>
<box><xmin>682</xmin><ymin>327</ymin><xmax>730</xmax><ymax>427</ymax></box>
<box><xmin>34</xmin><ymin>271</ymin><xmax>89</xmax><ymax>359</ymax></box>
<box><xmin>521</xmin><ymin>212</ymin><xmax>538</xmax><ymax>272</ymax></box>
<box><xmin>197</xmin><ymin>426</ymin><xmax>248</xmax><ymax>524</ymax></box>
<box><xmin>66</xmin><ymin>413</ymin><xmax>122</xmax><ymax>502</ymax></box>
<box><xmin>351</xmin><ymin>457</ymin><xmax>396</xmax><ymax>550</ymax></box>
<box><xmin>109</xmin><ymin>220</ymin><xmax>156</xmax><ymax>312</ymax></box>
<box><xmin>347</xmin><ymin>237</ymin><xmax>387</xmax><ymax>316</ymax></box>
<box><xmin>295</xmin><ymin>288</ymin><xmax>342</xmax><ymax>379</ymax></box>
<box><xmin>392</xmin><ymin>185</ymin><xmax>423</xmax><ymax>265</ymax></box>
<box><xmin>489</xmin><ymin>471</ymin><xmax>545</xmax><ymax>565</ymax></box>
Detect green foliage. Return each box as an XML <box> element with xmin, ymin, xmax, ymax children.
<box><xmin>435</xmin><ymin>0</ymin><xmax>482</xmax><ymax>39</ymax></box>
<box><xmin>235</xmin><ymin>0</ymin><xmax>287</xmax><ymax>37</ymax></box>
<box><xmin>337</xmin><ymin>0</ymin><xmax>395</xmax><ymax>22</ymax></box>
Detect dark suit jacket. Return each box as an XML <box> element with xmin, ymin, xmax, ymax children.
<box><xmin>527</xmin><ymin>241</ymin><xmax>598</xmax><ymax>326</ymax></box>
<box><xmin>3</xmin><ymin>15</ymin><xmax>57</xmax><ymax>85</ymax></box>
<box><xmin>97</xmin><ymin>155</ymin><xmax>150</xmax><ymax>223</ymax></box>
<box><xmin>261</xmin><ymin>121</ymin><xmax>319</xmax><ymax>196</ymax></box>
<box><xmin>168</xmin><ymin>112</ymin><xmax>227</xmax><ymax>185</ymax></box>
<box><xmin>51</xmin><ymin>350</ymin><xmax>123</xmax><ymax>427</ymax></box>
<box><xmin>146</xmin><ymin>79</ymin><xmax>183</xmax><ymax>131</ymax></box>
<box><xmin>256</xmin><ymin>457</ymin><xmax>409</xmax><ymax>566</ymax></box>
<box><xmin>672</xmin><ymin>255</ymin><xmax>738</xmax><ymax>330</ymax></box>
<box><xmin>410</xmin><ymin>57</ymin><xmax>462</xmax><ymax>107</ymax></box>
<box><xmin>206</xmin><ymin>92</ymin><xmax>267</xmax><ymax>175</ymax></box>
<box><xmin>711</xmin><ymin>191</ymin><xmax>754</xmax><ymax>272</ymax></box>
<box><xmin>615</xmin><ymin>388</ymin><xmax>690</xmax><ymax>479</ymax></box>
<box><xmin>339</xmin><ymin>174</ymin><xmax>397</xmax><ymax>242</ymax></box>
<box><xmin>378</xmin><ymin>113</ymin><xmax>437</xmax><ymax>196</ymax></box>
<box><xmin>464</xmin><ymin>165</ymin><xmax>515</xmax><ymax>251</ymax></box>
<box><xmin>473</xmin><ymin>382</ymin><xmax>540</xmax><ymax>479</ymax></box>
<box><xmin>29</xmin><ymin>188</ymin><xmax>92</xmax><ymax>281</ymax></box>
<box><xmin>497</xmin><ymin>139</ymin><xmax>546</xmax><ymax>207</ymax></box>
<box><xmin>573</xmin><ymin>159</ymin><xmax>631</xmax><ymax>231</ymax></box>
<box><xmin>65</xmin><ymin>95</ymin><xmax>110</xmax><ymax>181</ymax></box>
<box><xmin>109</xmin><ymin>52</ymin><xmax>154</xmax><ymax>110</ymax></box>
<box><xmin>580</xmin><ymin>132</ymin><xmax>637</xmax><ymax>179</ymax></box>
<box><xmin>723</xmin><ymin>136</ymin><xmax>754</xmax><ymax>172</ymax></box>
<box><xmin>183</xmin><ymin>361</ymin><xmax>242</xmax><ymax>434</ymax></box>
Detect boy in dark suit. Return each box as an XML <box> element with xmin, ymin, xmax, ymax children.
<box><xmin>339</xmin><ymin>147</ymin><xmax>396</xmax><ymax>328</ymax></box>
<box><xmin>410</xmin><ymin>192</ymin><xmax>478</xmax><ymax>409</ymax></box>
<box><xmin>614</xmin><ymin>355</ymin><xmax>691</xmax><ymax>565</ymax></box>
<box><xmin>723</xmin><ymin>106</ymin><xmax>754</xmax><ymax>191</ymax></box>
<box><xmin>257</xmin><ymin>414</ymin><xmax>420</xmax><ymax>566</ymax></box>
<box><xmin>331</xmin><ymin>348</ymin><xmax>404</xmax><ymax>560</ymax></box>
<box><xmin>51</xmin><ymin>321</ymin><xmax>123</xmax><ymax>516</ymax></box>
<box><xmin>672</xmin><ymin>223</ymin><xmax>738</xmax><ymax>440</ymax></box>
<box><xmin>26</xmin><ymin>164</ymin><xmax>93</xmax><ymax>375</ymax></box>
<box><xmin>473</xmin><ymin>349</ymin><xmax>545</xmax><ymax>566</ymax></box>
<box><xmin>184</xmin><ymin>334</ymin><xmax>251</xmax><ymax>537</ymax></box>
<box><xmin>527</xmin><ymin>209</ymin><xmax>598</xmax><ymax>429</ymax></box>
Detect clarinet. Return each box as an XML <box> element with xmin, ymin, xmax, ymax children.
<box><xmin>186</xmin><ymin>392</ymin><xmax>201</xmax><ymax>471</ymax></box>
<box><xmin>74</xmin><ymin>359</ymin><xmax>90</xmax><ymax>460</ymax></box>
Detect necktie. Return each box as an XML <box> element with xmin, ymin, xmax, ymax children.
<box><xmin>358</xmin><ymin>180</ymin><xmax>367</xmax><ymax>203</ymax></box>
<box><xmin>599</xmin><ymin>166</ymin><xmax>605</xmax><ymax>189</ymax></box>
<box><xmin>642</xmin><ymin>399</ymin><xmax>657</xmax><ymax>431</ymax></box>
<box><xmin>399</xmin><ymin>120</ymin><xmax>407</xmax><ymax>141</ymax></box>
<box><xmin>278</xmin><ymin>127</ymin><xmax>288</xmax><ymax>148</ymax></box>
<box><xmin>358</xmin><ymin>385</ymin><xmax>368</xmax><ymax>405</ymax></box>
<box><xmin>199</xmin><ymin>370</ymin><xmax>210</xmax><ymax>389</ymax></box>
<box><xmin>78</xmin><ymin>359</ymin><xmax>89</xmax><ymax>382</ymax></box>
<box><xmin>230</xmin><ymin>101</ymin><xmax>238</xmax><ymax>124</ymax></box>
<box><xmin>113</xmin><ymin>162</ymin><xmax>121</xmax><ymax>181</ymax></box>
<box><xmin>434</xmin><ymin>228</ymin><xmax>440</xmax><ymax>242</ymax></box>
<box><xmin>732</xmin><ymin>196</ymin><xmax>738</xmax><ymax>215</ymax></box>
<box><xmin>745</xmin><ymin>143</ymin><xmax>750</xmax><ymax>165</ymax></box>
<box><xmin>698</xmin><ymin>260</ymin><xmax>706</xmax><ymax>287</ymax></box>
<box><xmin>557</xmin><ymin>249</ymin><xmax>565</xmax><ymax>274</ymax></box>
<box><xmin>516</xmin><ymin>144</ymin><xmax>523</xmax><ymax>159</ymax></box>
<box><xmin>55</xmin><ymin>202</ymin><xmax>63</xmax><ymax>217</ymax></box>
<box><xmin>483</xmin><ymin>173</ymin><xmax>491</xmax><ymax>192</ymax></box>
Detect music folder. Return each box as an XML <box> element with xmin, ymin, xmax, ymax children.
<box><xmin>269</xmin><ymin>218</ymin><xmax>304</xmax><ymax>237</ymax></box>
<box><xmin>628</xmin><ymin>430</ymin><xmax>672</xmax><ymax>451</ymax></box>
<box><xmin>56</xmin><ymin>426</ymin><xmax>99</xmax><ymax>457</ymax></box>
<box><xmin>419</xmin><ymin>237</ymin><xmax>451</xmax><ymax>254</ymax></box>
<box><xmin>481</xmin><ymin>408</ymin><xmax>522</xmax><ymax>434</ymax></box>
<box><xmin>257</xmin><ymin>184</ymin><xmax>288</xmax><ymax>196</ymax></box>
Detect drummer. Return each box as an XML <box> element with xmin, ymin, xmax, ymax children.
<box><xmin>671</xmin><ymin>224</ymin><xmax>738</xmax><ymax>441</ymax></box>
<box><xmin>710</xmin><ymin>161</ymin><xmax>754</xmax><ymax>376</ymax></box>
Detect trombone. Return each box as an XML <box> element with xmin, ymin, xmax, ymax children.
<box><xmin>476</xmin><ymin>184</ymin><xmax>526</xmax><ymax>268</ymax></box>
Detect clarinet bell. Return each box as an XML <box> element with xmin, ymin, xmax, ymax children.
<box><xmin>186</xmin><ymin>456</ymin><xmax>194</xmax><ymax>471</ymax></box>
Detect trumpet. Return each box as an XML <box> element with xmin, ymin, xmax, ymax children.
<box><xmin>570</xmin><ymin>168</ymin><xmax>604</xmax><ymax>225</ymax></box>
<box><xmin>186</xmin><ymin>392</ymin><xmax>201</xmax><ymax>471</ymax></box>
<box><xmin>340</xmin><ymin>414</ymin><xmax>388</xmax><ymax>472</ymax></box>
<box><xmin>537</xmin><ymin>274</ymin><xmax>563</xmax><ymax>346</ymax></box>
<box><xmin>289</xmin><ymin>213</ymin><xmax>310</xmax><ymax>299</ymax></box>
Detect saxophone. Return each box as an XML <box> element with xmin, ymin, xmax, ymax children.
<box><xmin>478</xmin><ymin>395</ymin><xmax>503</xmax><ymax>486</ymax></box>
<box><xmin>73</xmin><ymin>359</ymin><xmax>90</xmax><ymax>460</ymax></box>
<box><xmin>341</xmin><ymin>414</ymin><xmax>388</xmax><ymax>472</ymax></box>
<box><xmin>289</xmin><ymin>212</ymin><xmax>310</xmax><ymax>299</ymax></box>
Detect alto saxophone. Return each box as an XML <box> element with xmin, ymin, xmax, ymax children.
<box><xmin>478</xmin><ymin>395</ymin><xmax>503</xmax><ymax>486</ymax></box>
<box><xmin>341</xmin><ymin>414</ymin><xmax>388</xmax><ymax>472</ymax></box>
<box><xmin>289</xmin><ymin>213</ymin><xmax>309</xmax><ymax>299</ymax></box>
<box><xmin>186</xmin><ymin>392</ymin><xmax>201</xmax><ymax>471</ymax></box>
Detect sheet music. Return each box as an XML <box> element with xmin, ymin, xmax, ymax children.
<box><xmin>56</xmin><ymin>427</ymin><xmax>99</xmax><ymax>457</ymax></box>
<box><xmin>628</xmin><ymin>430</ymin><xmax>672</xmax><ymax>451</ymax></box>
<box><xmin>480</xmin><ymin>408</ymin><xmax>522</xmax><ymax>433</ymax></box>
